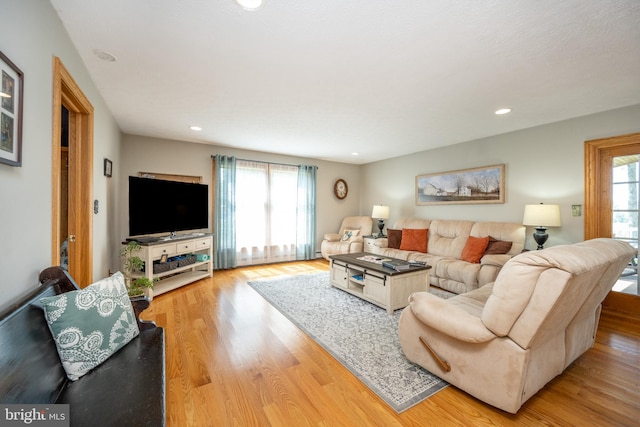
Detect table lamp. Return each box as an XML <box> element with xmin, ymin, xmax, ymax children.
<box><xmin>523</xmin><ymin>203</ymin><xmax>561</xmax><ymax>250</ymax></box>
<box><xmin>371</xmin><ymin>205</ymin><xmax>390</xmax><ymax>238</ymax></box>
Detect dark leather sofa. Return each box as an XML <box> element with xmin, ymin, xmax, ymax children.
<box><xmin>0</xmin><ymin>266</ymin><xmax>166</xmax><ymax>426</ymax></box>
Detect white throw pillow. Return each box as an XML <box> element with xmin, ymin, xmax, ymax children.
<box><xmin>341</xmin><ymin>229</ymin><xmax>360</xmax><ymax>242</ymax></box>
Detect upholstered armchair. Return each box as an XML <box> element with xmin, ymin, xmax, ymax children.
<box><xmin>398</xmin><ymin>238</ymin><xmax>635</xmax><ymax>413</ymax></box>
<box><xmin>320</xmin><ymin>216</ymin><xmax>373</xmax><ymax>260</ymax></box>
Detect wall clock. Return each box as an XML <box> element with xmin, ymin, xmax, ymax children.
<box><xmin>334</xmin><ymin>179</ymin><xmax>348</xmax><ymax>199</ymax></box>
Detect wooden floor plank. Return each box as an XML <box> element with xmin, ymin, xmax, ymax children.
<box><xmin>143</xmin><ymin>260</ymin><xmax>640</xmax><ymax>426</ymax></box>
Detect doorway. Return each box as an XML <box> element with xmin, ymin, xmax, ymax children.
<box><xmin>585</xmin><ymin>132</ymin><xmax>640</xmax><ymax>313</ymax></box>
<box><xmin>51</xmin><ymin>57</ymin><xmax>94</xmax><ymax>287</ymax></box>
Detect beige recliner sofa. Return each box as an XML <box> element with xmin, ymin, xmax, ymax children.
<box><xmin>398</xmin><ymin>238</ymin><xmax>635</xmax><ymax>413</ymax></box>
<box><xmin>370</xmin><ymin>218</ymin><xmax>525</xmax><ymax>294</ymax></box>
<box><xmin>320</xmin><ymin>216</ymin><xmax>373</xmax><ymax>260</ymax></box>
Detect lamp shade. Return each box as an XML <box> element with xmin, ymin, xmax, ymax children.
<box><xmin>371</xmin><ymin>205</ymin><xmax>390</xmax><ymax>219</ymax></box>
<box><xmin>522</xmin><ymin>204</ymin><xmax>561</xmax><ymax>227</ymax></box>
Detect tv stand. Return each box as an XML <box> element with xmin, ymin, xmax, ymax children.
<box><xmin>126</xmin><ymin>232</ymin><xmax>208</xmax><ymax>244</ymax></box>
<box><xmin>123</xmin><ymin>234</ymin><xmax>213</xmax><ymax>299</ymax></box>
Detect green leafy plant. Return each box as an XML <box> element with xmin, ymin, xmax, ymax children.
<box><xmin>120</xmin><ymin>241</ymin><xmax>157</xmax><ymax>297</ymax></box>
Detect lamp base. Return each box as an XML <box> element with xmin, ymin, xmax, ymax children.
<box><xmin>377</xmin><ymin>219</ymin><xmax>385</xmax><ymax>238</ymax></box>
<box><xmin>533</xmin><ymin>227</ymin><xmax>549</xmax><ymax>250</ymax></box>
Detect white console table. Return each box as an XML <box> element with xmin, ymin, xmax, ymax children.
<box><xmin>124</xmin><ymin>234</ymin><xmax>213</xmax><ymax>300</ymax></box>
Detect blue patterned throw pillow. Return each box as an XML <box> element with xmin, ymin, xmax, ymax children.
<box><xmin>40</xmin><ymin>271</ymin><xmax>140</xmax><ymax>381</ymax></box>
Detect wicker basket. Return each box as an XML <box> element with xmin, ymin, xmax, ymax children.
<box><xmin>152</xmin><ymin>260</ymin><xmax>178</xmax><ymax>274</ymax></box>
<box><xmin>177</xmin><ymin>255</ymin><xmax>197</xmax><ymax>268</ymax></box>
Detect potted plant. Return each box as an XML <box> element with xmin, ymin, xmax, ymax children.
<box><xmin>120</xmin><ymin>241</ymin><xmax>157</xmax><ymax>297</ymax></box>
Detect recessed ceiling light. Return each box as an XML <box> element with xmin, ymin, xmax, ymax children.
<box><xmin>93</xmin><ymin>49</ymin><xmax>117</xmax><ymax>62</ymax></box>
<box><xmin>235</xmin><ymin>0</ymin><xmax>263</xmax><ymax>11</ymax></box>
<box><xmin>352</xmin><ymin>152</ymin><xmax>359</xmax><ymax>156</ymax></box>
<box><xmin>190</xmin><ymin>126</ymin><xmax>203</xmax><ymax>131</ymax></box>
<box><xmin>495</xmin><ymin>108</ymin><xmax>512</xmax><ymax>115</ymax></box>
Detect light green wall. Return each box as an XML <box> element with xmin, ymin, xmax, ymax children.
<box><xmin>360</xmin><ymin>104</ymin><xmax>640</xmax><ymax>250</ymax></box>
<box><xmin>0</xmin><ymin>0</ymin><xmax>121</xmax><ymax>310</ymax></box>
<box><xmin>120</xmin><ymin>134</ymin><xmax>363</xmax><ymax>256</ymax></box>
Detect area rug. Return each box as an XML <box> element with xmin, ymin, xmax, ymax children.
<box><xmin>247</xmin><ymin>272</ymin><xmax>448</xmax><ymax>413</ymax></box>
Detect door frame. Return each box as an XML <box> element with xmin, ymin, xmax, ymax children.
<box><xmin>51</xmin><ymin>57</ymin><xmax>94</xmax><ymax>287</ymax></box>
<box><xmin>585</xmin><ymin>132</ymin><xmax>640</xmax><ymax>314</ymax></box>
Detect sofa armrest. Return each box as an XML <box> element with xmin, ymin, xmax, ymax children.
<box><xmin>480</xmin><ymin>254</ymin><xmax>512</xmax><ymax>268</ymax></box>
<box><xmin>323</xmin><ymin>233</ymin><xmax>341</xmax><ymax>242</ymax></box>
<box><xmin>130</xmin><ymin>296</ymin><xmax>159</xmax><ymax>331</ymax></box>
<box><xmin>39</xmin><ymin>266</ymin><xmax>80</xmax><ymax>292</ymax></box>
<box><xmin>348</xmin><ymin>241</ymin><xmax>364</xmax><ymax>252</ymax></box>
<box><xmin>408</xmin><ymin>292</ymin><xmax>496</xmax><ymax>343</ymax></box>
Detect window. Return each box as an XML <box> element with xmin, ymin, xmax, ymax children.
<box><xmin>235</xmin><ymin>160</ymin><xmax>299</xmax><ymax>265</ymax></box>
<box><xmin>612</xmin><ymin>155</ymin><xmax>639</xmax><ymax>245</ymax></box>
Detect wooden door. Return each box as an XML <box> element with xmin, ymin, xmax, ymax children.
<box><xmin>585</xmin><ymin>132</ymin><xmax>640</xmax><ymax>314</ymax></box>
<box><xmin>51</xmin><ymin>58</ymin><xmax>94</xmax><ymax>287</ymax></box>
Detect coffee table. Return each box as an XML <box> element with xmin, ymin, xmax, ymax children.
<box><xmin>329</xmin><ymin>252</ymin><xmax>431</xmax><ymax>313</ymax></box>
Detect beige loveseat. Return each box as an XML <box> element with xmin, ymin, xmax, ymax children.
<box><xmin>369</xmin><ymin>218</ymin><xmax>525</xmax><ymax>294</ymax></box>
<box><xmin>321</xmin><ymin>216</ymin><xmax>373</xmax><ymax>260</ymax></box>
<box><xmin>398</xmin><ymin>238</ymin><xmax>635</xmax><ymax>413</ymax></box>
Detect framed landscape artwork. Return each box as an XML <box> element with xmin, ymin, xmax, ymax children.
<box><xmin>0</xmin><ymin>51</ymin><xmax>23</xmax><ymax>167</ymax></box>
<box><xmin>416</xmin><ymin>164</ymin><xmax>505</xmax><ymax>205</ymax></box>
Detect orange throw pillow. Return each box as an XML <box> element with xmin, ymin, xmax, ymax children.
<box><xmin>399</xmin><ymin>229</ymin><xmax>428</xmax><ymax>253</ymax></box>
<box><xmin>461</xmin><ymin>236</ymin><xmax>490</xmax><ymax>263</ymax></box>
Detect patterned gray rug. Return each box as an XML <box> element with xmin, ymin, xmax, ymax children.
<box><xmin>247</xmin><ymin>272</ymin><xmax>448</xmax><ymax>413</ymax></box>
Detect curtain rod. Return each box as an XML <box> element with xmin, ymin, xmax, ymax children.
<box><xmin>211</xmin><ymin>154</ymin><xmax>318</xmax><ymax>169</ymax></box>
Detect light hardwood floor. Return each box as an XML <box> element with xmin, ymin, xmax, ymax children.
<box><xmin>142</xmin><ymin>260</ymin><xmax>640</xmax><ymax>426</ymax></box>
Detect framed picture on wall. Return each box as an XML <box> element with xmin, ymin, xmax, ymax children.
<box><xmin>104</xmin><ymin>158</ymin><xmax>113</xmax><ymax>177</ymax></box>
<box><xmin>416</xmin><ymin>164</ymin><xmax>505</xmax><ymax>205</ymax></box>
<box><xmin>0</xmin><ymin>51</ymin><xmax>23</xmax><ymax>167</ymax></box>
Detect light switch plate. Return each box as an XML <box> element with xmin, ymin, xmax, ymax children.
<box><xmin>571</xmin><ymin>204</ymin><xmax>581</xmax><ymax>217</ymax></box>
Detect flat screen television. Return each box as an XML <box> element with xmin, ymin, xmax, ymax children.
<box><xmin>128</xmin><ymin>176</ymin><xmax>209</xmax><ymax>237</ymax></box>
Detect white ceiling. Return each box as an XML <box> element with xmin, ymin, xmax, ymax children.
<box><xmin>50</xmin><ymin>0</ymin><xmax>640</xmax><ymax>165</ymax></box>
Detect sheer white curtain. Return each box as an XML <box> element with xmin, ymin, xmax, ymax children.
<box><xmin>235</xmin><ymin>161</ymin><xmax>298</xmax><ymax>266</ymax></box>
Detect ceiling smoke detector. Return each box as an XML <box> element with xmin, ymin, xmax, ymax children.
<box><xmin>93</xmin><ymin>49</ymin><xmax>117</xmax><ymax>62</ymax></box>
